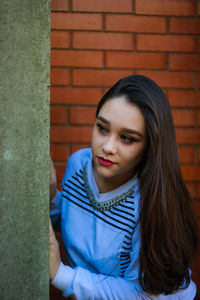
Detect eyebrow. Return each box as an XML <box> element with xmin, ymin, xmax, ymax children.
<box><xmin>96</xmin><ymin>115</ymin><xmax>143</xmax><ymax>138</ymax></box>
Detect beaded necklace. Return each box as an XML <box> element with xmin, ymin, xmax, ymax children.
<box><xmin>82</xmin><ymin>162</ymin><xmax>135</xmax><ymax>212</ymax></box>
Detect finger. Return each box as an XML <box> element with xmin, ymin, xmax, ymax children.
<box><xmin>49</xmin><ymin>218</ymin><xmax>55</xmax><ymax>237</ymax></box>
<box><xmin>50</xmin><ymin>156</ymin><xmax>56</xmax><ymax>171</ymax></box>
<box><xmin>50</xmin><ymin>157</ymin><xmax>57</xmax><ymax>187</ymax></box>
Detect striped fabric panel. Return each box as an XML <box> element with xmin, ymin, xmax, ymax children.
<box><xmin>120</xmin><ymin>230</ymin><xmax>136</xmax><ymax>276</ymax></box>
<box><xmin>62</xmin><ymin>168</ymin><xmax>137</xmax><ymax>235</ymax></box>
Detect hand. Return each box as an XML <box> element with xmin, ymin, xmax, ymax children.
<box><xmin>50</xmin><ymin>156</ymin><xmax>57</xmax><ymax>201</ymax></box>
<box><xmin>49</xmin><ymin>218</ymin><xmax>61</xmax><ymax>280</ymax></box>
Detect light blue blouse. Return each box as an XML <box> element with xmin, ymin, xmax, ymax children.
<box><xmin>50</xmin><ymin>148</ymin><xmax>196</xmax><ymax>299</ymax></box>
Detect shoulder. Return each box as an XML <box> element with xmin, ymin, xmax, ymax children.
<box><xmin>68</xmin><ymin>148</ymin><xmax>92</xmax><ymax>166</ymax></box>
<box><xmin>62</xmin><ymin>148</ymin><xmax>92</xmax><ymax>183</ymax></box>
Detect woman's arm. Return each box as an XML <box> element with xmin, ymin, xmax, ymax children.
<box><xmin>50</xmin><ymin>156</ymin><xmax>57</xmax><ymax>201</ymax></box>
<box><xmin>51</xmin><ymin>261</ymin><xmax>149</xmax><ymax>300</ymax></box>
<box><xmin>49</xmin><ymin>219</ymin><xmax>148</xmax><ymax>300</ymax></box>
<box><xmin>49</xmin><ymin>156</ymin><xmax>62</xmax><ymax>231</ymax></box>
<box><xmin>49</xmin><ymin>220</ymin><xmax>196</xmax><ymax>300</ymax></box>
<box><xmin>49</xmin><ymin>218</ymin><xmax>61</xmax><ymax>280</ymax></box>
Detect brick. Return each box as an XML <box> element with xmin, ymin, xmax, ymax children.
<box><xmin>50</xmin><ymin>87</ymin><xmax>102</xmax><ymax>105</ymax></box>
<box><xmin>69</xmin><ymin>107</ymin><xmax>96</xmax><ymax>125</ymax></box>
<box><xmin>193</xmin><ymin>201</ymin><xmax>200</xmax><ymax>218</ymax></box>
<box><xmin>135</xmin><ymin>0</ymin><xmax>194</xmax><ymax>16</ymax></box>
<box><xmin>60</xmin><ymin>245</ymin><xmax>69</xmax><ymax>265</ymax></box>
<box><xmin>136</xmin><ymin>71</ymin><xmax>195</xmax><ymax>89</ymax></box>
<box><xmin>198</xmin><ymin>111</ymin><xmax>200</xmax><ymax>126</ymax></box>
<box><xmin>50</xmin><ymin>294</ymin><xmax>65</xmax><ymax>300</ymax></box>
<box><xmin>51</xmin><ymin>50</ymin><xmax>103</xmax><ymax>68</ymax></box>
<box><xmin>197</xmin><ymin>243</ymin><xmax>200</xmax><ymax>254</ymax></box>
<box><xmin>191</xmin><ymin>275</ymin><xmax>200</xmax><ymax>288</ymax></box>
<box><xmin>169</xmin><ymin>54</ymin><xmax>200</xmax><ymax>71</ymax></box>
<box><xmin>194</xmin><ymin>254</ymin><xmax>200</xmax><ymax>273</ymax></box>
<box><xmin>198</xmin><ymin>148</ymin><xmax>200</xmax><ymax>163</ymax></box>
<box><xmin>106</xmin><ymin>52</ymin><xmax>166</xmax><ymax>69</ymax></box>
<box><xmin>50</xmin><ymin>284</ymin><xmax>61</xmax><ymax>295</ymax></box>
<box><xmin>73</xmin><ymin>32</ymin><xmax>133</xmax><ymax>50</ymax></box>
<box><xmin>56</xmin><ymin>183</ymin><xmax>62</xmax><ymax>190</ymax></box>
<box><xmin>54</xmin><ymin>230</ymin><xmax>61</xmax><ymax>239</ymax></box>
<box><xmin>50</xmin><ymin>126</ymin><xmax>92</xmax><ymax>142</ymax></box>
<box><xmin>72</xmin><ymin>0</ymin><xmax>132</xmax><ymax>12</ymax></box>
<box><xmin>51</xmin><ymin>31</ymin><xmax>70</xmax><ymax>48</ymax></box>
<box><xmin>168</xmin><ymin>91</ymin><xmax>200</xmax><ymax>108</ymax></box>
<box><xmin>70</xmin><ymin>144</ymin><xmax>90</xmax><ymax>154</ymax></box>
<box><xmin>178</xmin><ymin>146</ymin><xmax>195</xmax><ymax>163</ymax></box>
<box><xmin>172</xmin><ymin>109</ymin><xmax>195</xmax><ymax>126</ymax></box>
<box><xmin>198</xmin><ymin>1</ymin><xmax>200</xmax><ymax>15</ymax></box>
<box><xmin>199</xmin><ymin>73</ymin><xmax>200</xmax><ymax>89</ymax></box>
<box><xmin>136</xmin><ymin>34</ymin><xmax>195</xmax><ymax>52</ymax></box>
<box><xmin>73</xmin><ymin>69</ymin><xmax>133</xmax><ymax>87</ymax></box>
<box><xmin>51</xmin><ymin>0</ymin><xmax>69</xmax><ymax>11</ymax></box>
<box><xmin>181</xmin><ymin>166</ymin><xmax>200</xmax><ymax>181</ymax></box>
<box><xmin>106</xmin><ymin>15</ymin><xmax>166</xmax><ymax>33</ymax></box>
<box><xmin>175</xmin><ymin>128</ymin><xmax>200</xmax><ymax>144</ymax></box>
<box><xmin>50</xmin><ymin>145</ymin><xmax>68</xmax><ymax>161</ymax></box>
<box><xmin>54</xmin><ymin>165</ymin><xmax>67</xmax><ymax>181</ymax></box>
<box><xmin>197</xmin><ymin>184</ymin><xmax>200</xmax><ymax>199</ymax></box>
<box><xmin>50</xmin><ymin>107</ymin><xmax>67</xmax><ymax>124</ymax></box>
<box><xmin>170</xmin><ymin>18</ymin><xmax>200</xmax><ymax>34</ymax></box>
<box><xmin>50</xmin><ymin>68</ymin><xmax>69</xmax><ymax>86</ymax></box>
<box><xmin>186</xmin><ymin>183</ymin><xmax>196</xmax><ymax>198</ymax></box>
<box><xmin>51</xmin><ymin>13</ymin><xmax>102</xmax><ymax>30</ymax></box>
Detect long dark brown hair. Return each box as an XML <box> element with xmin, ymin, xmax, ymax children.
<box><xmin>96</xmin><ymin>75</ymin><xmax>199</xmax><ymax>295</ymax></box>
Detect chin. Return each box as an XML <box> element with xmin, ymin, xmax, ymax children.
<box><xmin>96</xmin><ymin>165</ymin><xmax>116</xmax><ymax>178</ymax></box>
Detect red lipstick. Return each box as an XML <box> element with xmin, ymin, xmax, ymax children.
<box><xmin>98</xmin><ymin>157</ymin><xmax>115</xmax><ymax>166</ymax></box>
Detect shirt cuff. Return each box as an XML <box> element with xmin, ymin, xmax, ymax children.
<box><xmin>51</xmin><ymin>262</ymin><xmax>75</xmax><ymax>293</ymax></box>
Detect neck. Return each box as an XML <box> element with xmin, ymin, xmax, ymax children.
<box><xmin>93</xmin><ymin>165</ymin><xmax>136</xmax><ymax>194</ymax></box>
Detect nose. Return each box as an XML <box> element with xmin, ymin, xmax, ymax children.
<box><xmin>102</xmin><ymin>135</ymin><xmax>117</xmax><ymax>155</ymax></box>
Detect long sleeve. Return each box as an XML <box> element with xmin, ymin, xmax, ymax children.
<box><xmin>50</xmin><ymin>149</ymin><xmax>146</xmax><ymax>299</ymax></box>
<box><xmin>50</xmin><ymin>149</ymin><xmax>197</xmax><ymax>300</ymax></box>
<box><xmin>50</xmin><ymin>149</ymin><xmax>91</xmax><ymax>231</ymax></box>
<box><xmin>51</xmin><ymin>220</ymin><xmax>196</xmax><ymax>300</ymax></box>
<box><xmin>51</xmin><ymin>262</ymin><xmax>196</xmax><ymax>300</ymax></box>
<box><xmin>51</xmin><ymin>262</ymin><xmax>148</xmax><ymax>300</ymax></box>
<box><xmin>50</xmin><ymin>149</ymin><xmax>92</xmax><ymax>230</ymax></box>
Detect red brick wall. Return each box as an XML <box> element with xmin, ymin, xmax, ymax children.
<box><xmin>50</xmin><ymin>0</ymin><xmax>200</xmax><ymax>297</ymax></box>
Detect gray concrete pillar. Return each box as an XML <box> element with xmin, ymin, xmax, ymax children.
<box><xmin>0</xmin><ymin>1</ymin><xmax>50</xmax><ymax>299</ymax></box>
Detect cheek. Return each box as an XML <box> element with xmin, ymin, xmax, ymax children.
<box><xmin>121</xmin><ymin>144</ymin><xmax>146</xmax><ymax>164</ymax></box>
<box><xmin>133</xmin><ymin>145</ymin><xmax>146</xmax><ymax>163</ymax></box>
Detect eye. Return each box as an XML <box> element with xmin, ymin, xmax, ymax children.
<box><xmin>120</xmin><ymin>135</ymin><xmax>135</xmax><ymax>144</ymax></box>
<box><xmin>96</xmin><ymin>123</ymin><xmax>109</xmax><ymax>134</ymax></box>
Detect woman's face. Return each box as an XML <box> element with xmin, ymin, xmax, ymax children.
<box><xmin>91</xmin><ymin>96</ymin><xmax>147</xmax><ymax>192</ymax></box>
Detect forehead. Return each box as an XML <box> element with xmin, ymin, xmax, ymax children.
<box><xmin>98</xmin><ymin>96</ymin><xmax>146</xmax><ymax>133</ymax></box>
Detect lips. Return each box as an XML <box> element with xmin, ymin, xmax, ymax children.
<box><xmin>97</xmin><ymin>156</ymin><xmax>115</xmax><ymax>166</ymax></box>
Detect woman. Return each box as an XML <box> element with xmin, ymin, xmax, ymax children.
<box><xmin>50</xmin><ymin>75</ymin><xmax>199</xmax><ymax>299</ymax></box>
